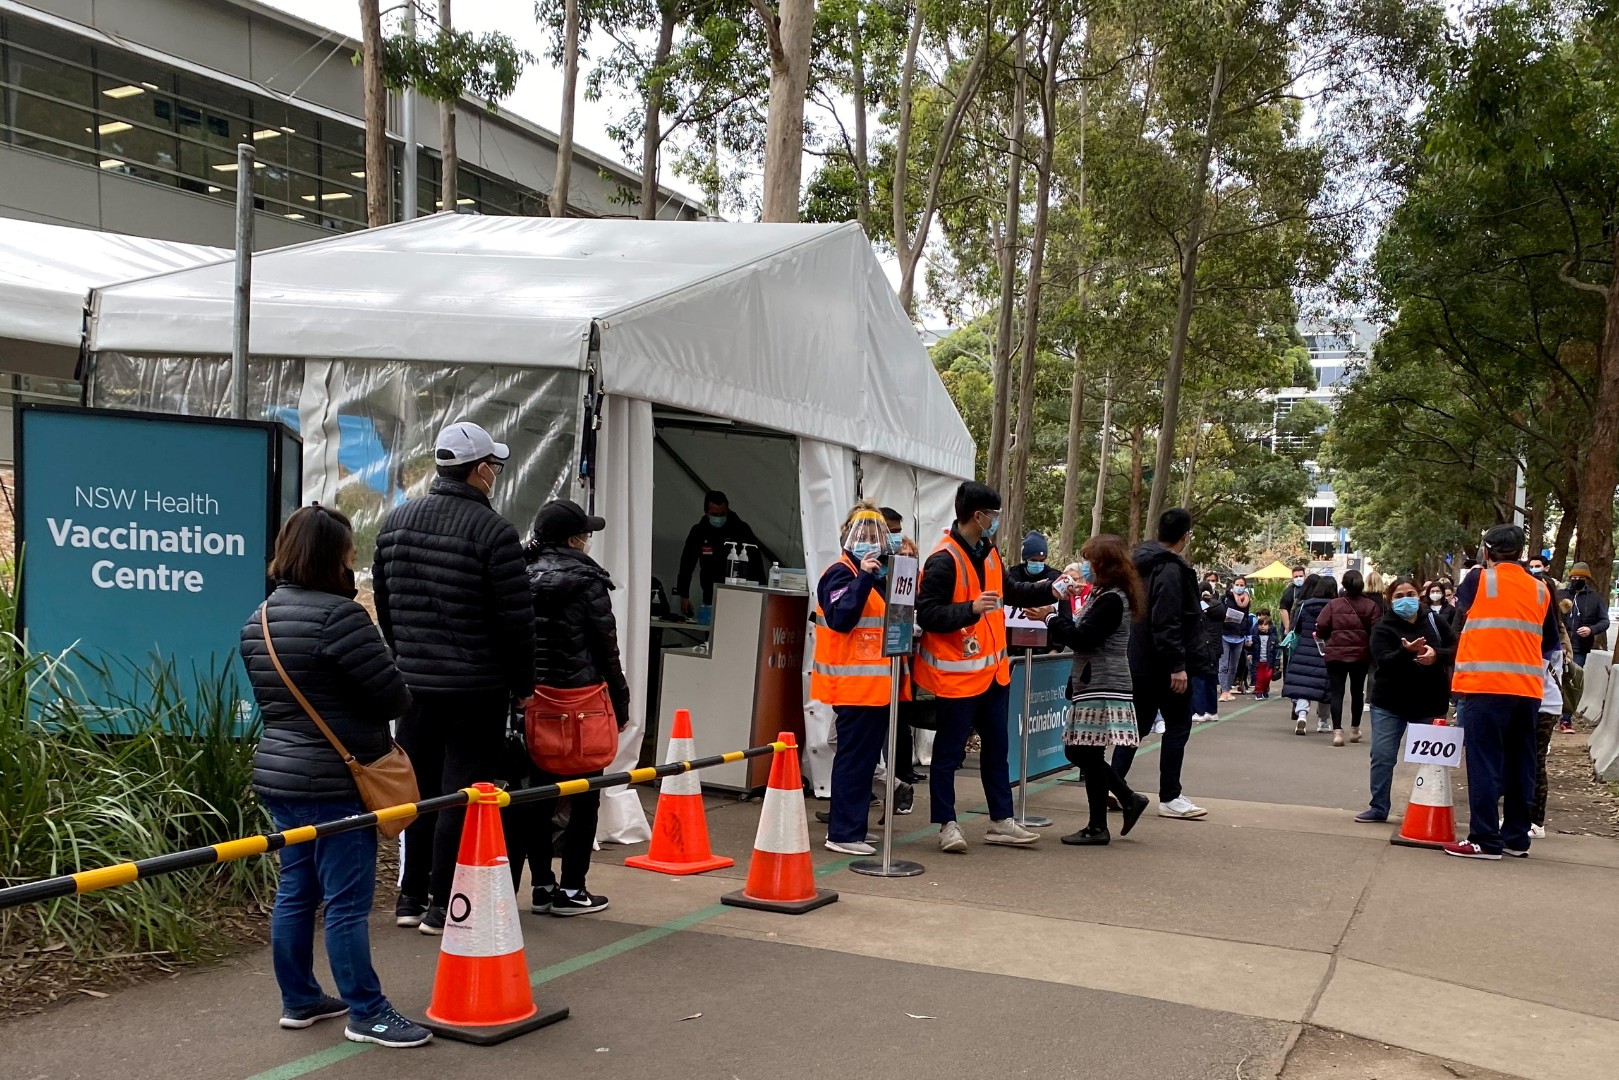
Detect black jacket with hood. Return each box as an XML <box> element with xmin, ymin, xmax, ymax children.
<box><xmin>528</xmin><ymin>543</ymin><xmax>633</xmax><ymax>727</ymax></box>
<box><xmin>1129</xmin><ymin>541</ymin><xmax>1206</xmax><ymax>677</ymax></box>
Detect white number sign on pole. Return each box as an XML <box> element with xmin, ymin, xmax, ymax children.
<box><xmin>883</xmin><ymin>555</ymin><xmax>919</xmax><ymax>658</ymax></box>
<box><xmin>1402</xmin><ymin>722</ymin><xmax>1464</xmax><ymax>767</ymax></box>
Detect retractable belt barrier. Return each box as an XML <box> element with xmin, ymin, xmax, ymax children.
<box><xmin>0</xmin><ymin>741</ymin><xmax>789</xmax><ymax>911</ymax></box>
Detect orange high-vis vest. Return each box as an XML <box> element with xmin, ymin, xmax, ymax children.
<box><xmin>811</xmin><ymin>554</ymin><xmax>896</xmax><ymax>707</ymax></box>
<box><xmin>913</xmin><ymin>535</ymin><xmax>1010</xmax><ymax>698</ymax></box>
<box><xmin>1453</xmin><ymin>564</ymin><xmax>1550</xmax><ymax>699</ymax></box>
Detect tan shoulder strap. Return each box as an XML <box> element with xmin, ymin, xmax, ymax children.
<box><xmin>259</xmin><ymin>603</ymin><xmax>356</xmax><ymax>764</ymax></box>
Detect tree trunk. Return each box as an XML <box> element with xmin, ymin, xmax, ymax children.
<box><xmin>1575</xmin><ymin>269</ymin><xmax>1619</xmax><ymax>597</ymax></box>
<box><xmin>1059</xmin><ymin>68</ymin><xmax>1091</xmax><ymax>557</ymax></box>
<box><xmin>1006</xmin><ymin>23</ymin><xmax>1063</xmax><ymax>546</ymax></box>
<box><xmin>549</xmin><ymin>0</ymin><xmax>581</xmax><ymax>217</ymax></box>
<box><xmin>1552</xmin><ymin>501</ymin><xmax>1577</xmax><ymax>579</ymax></box>
<box><xmin>850</xmin><ymin>3</ymin><xmax>871</xmax><ymax>232</ymax></box>
<box><xmin>986</xmin><ymin>30</ymin><xmax>1026</xmax><ymax>496</ymax></box>
<box><xmin>438</xmin><ymin>0</ymin><xmax>458</xmax><ymax>211</ymax></box>
<box><xmin>1525</xmin><ymin>471</ymin><xmax>1545</xmax><ymax>563</ymax></box>
<box><xmin>1090</xmin><ymin>374</ymin><xmax>1113</xmax><ymax>538</ymax></box>
<box><xmin>892</xmin><ymin>13</ymin><xmax>990</xmax><ymax>318</ymax></box>
<box><xmin>1146</xmin><ymin>55</ymin><xmax>1226</xmax><ymax>526</ymax></box>
<box><xmin>360</xmin><ymin>0</ymin><xmax>388</xmax><ymax>227</ymax></box>
<box><xmin>759</xmin><ymin>0</ymin><xmax>817</xmax><ymax>222</ymax></box>
<box><xmin>1127</xmin><ymin>422</ymin><xmax>1144</xmax><ymax>548</ymax></box>
<box><xmin>1180</xmin><ymin>397</ymin><xmax>1206</xmax><ymax>507</ymax></box>
<box><xmin>641</xmin><ymin>9</ymin><xmax>678</xmax><ymax>220</ymax></box>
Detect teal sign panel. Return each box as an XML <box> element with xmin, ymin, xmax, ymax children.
<box><xmin>16</xmin><ymin>406</ymin><xmax>295</xmax><ymax>717</ymax></box>
<box><xmin>1006</xmin><ymin>652</ymin><xmax>1072</xmax><ymax>782</ymax></box>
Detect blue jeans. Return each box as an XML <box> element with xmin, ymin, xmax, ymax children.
<box><xmin>264</xmin><ymin>796</ymin><xmax>389</xmax><ymax>1019</ymax></box>
<box><xmin>1366</xmin><ymin>706</ymin><xmax>1410</xmax><ymax>818</ymax></box>
<box><xmin>1218</xmin><ymin>640</ymin><xmax>1245</xmax><ymax>693</ymax></box>
<box><xmin>1189</xmin><ymin>675</ymin><xmax>1219</xmax><ymax>719</ymax></box>
<box><xmin>829</xmin><ymin>705</ymin><xmax>888</xmax><ymax>842</ymax></box>
<box><xmin>1457</xmin><ymin>694</ymin><xmax>1538</xmax><ymax>854</ymax></box>
<box><xmin>930</xmin><ymin>681</ymin><xmax>1013</xmax><ymax>824</ymax></box>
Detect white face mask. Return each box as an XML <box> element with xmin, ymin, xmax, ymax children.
<box><xmin>1293</xmin><ymin>575</ymin><xmax>1304</xmax><ymax>587</ymax></box>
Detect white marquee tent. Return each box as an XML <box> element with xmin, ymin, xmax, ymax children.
<box><xmin>0</xmin><ymin>218</ymin><xmax>225</xmax><ymax>379</ymax></box>
<box><xmin>85</xmin><ymin>214</ymin><xmax>975</xmax><ymax>841</ymax></box>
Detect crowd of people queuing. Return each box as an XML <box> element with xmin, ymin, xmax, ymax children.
<box><xmin>235</xmin><ymin>417</ymin><xmax>1612</xmax><ymax>1049</ymax></box>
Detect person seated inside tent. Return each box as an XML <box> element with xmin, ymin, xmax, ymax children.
<box><xmin>675</xmin><ymin>490</ymin><xmax>766</xmax><ymax>616</ymax></box>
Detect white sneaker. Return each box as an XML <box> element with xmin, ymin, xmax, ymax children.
<box><xmin>984</xmin><ymin>817</ymin><xmax>1040</xmax><ymax>845</ymax></box>
<box><xmin>1159</xmin><ymin>797</ymin><xmax>1208</xmax><ymax>819</ymax></box>
<box><xmin>1294</xmin><ymin>718</ymin><xmax>1307</xmax><ymax>735</ymax></box>
<box><xmin>1317</xmin><ymin>718</ymin><xmax>1332</xmax><ymax>733</ymax></box>
<box><xmin>1152</xmin><ymin>718</ymin><xmax>1167</xmax><ymax>734</ymax></box>
<box><xmin>825</xmin><ymin>839</ymin><xmax>876</xmax><ymax>856</ymax></box>
<box><xmin>1528</xmin><ymin>824</ymin><xmax>1547</xmax><ymax>840</ymax></box>
<box><xmin>939</xmin><ymin>821</ymin><xmax>968</xmax><ymax>853</ymax></box>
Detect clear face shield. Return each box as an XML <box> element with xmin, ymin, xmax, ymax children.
<box><xmin>842</xmin><ymin>510</ymin><xmax>887</xmax><ymax>563</ymax></box>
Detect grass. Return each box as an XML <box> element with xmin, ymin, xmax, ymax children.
<box><xmin>0</xmin><ymin>583</ymin><xmax>273</xmax><ymax>975</ymax></box>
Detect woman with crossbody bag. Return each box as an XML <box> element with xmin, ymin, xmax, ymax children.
<box><xmin>241</xmin><ymin>505</ymin><xmax>429</xmax><ymax>1049</ymax></box>
<box><xmin>506</xmin><ymin>499</ymin><xmax>631</xmax><ymax>917</ymax></box>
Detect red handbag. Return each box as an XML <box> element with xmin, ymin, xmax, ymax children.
<box><xmin>525</xmin><ymin>682</ymin><xmax>618</xmax><ymax>775</ymax></box>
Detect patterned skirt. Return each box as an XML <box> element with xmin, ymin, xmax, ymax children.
<box><xmin>1063</xmin><ymin>697</ymin><xmax>1141</xmax><ymax>748</ymax></box>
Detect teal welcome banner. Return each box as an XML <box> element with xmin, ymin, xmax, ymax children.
<box><xmin>16</xmin><ymin>406</ymin><xmax>298</xmax><ymax>718</ymax></box>
<box><xmin>1006</xmin><ymin>653</ymin><xmax>1072</xmax><ymax>782</ymax></box>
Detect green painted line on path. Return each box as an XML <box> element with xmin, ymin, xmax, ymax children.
<box><xmin>242</xmin><ymin>698</ymin><xmax>1265</xmax><ymax>1080</ymax></box>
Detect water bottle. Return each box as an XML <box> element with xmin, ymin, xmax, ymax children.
<box><xmin>768</xmin><ymin>561</ymin><xmax>781</xmax><ymax>588</ymax></box>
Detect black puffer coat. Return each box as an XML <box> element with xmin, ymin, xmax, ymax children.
<box><xmin>1129</xmin><ymin>541</ymin><xmax>1206</xmax><ymax>677</ymax></box>
<box><xmin>372</xmin><ymin>477</ymin><xmax>534</xmax><ymax>696</ymax></box>
<box><xmin>242</xmin><ymin>585</ymin><xmax>412</xmax><ymax>800</ymax></box>
<box><xmin>1282</xmin><ymin>597</ymin><xmax>1331</xmax><ymax>703</ymax></box>
<box><xmin>528</xmin><ymin>544</ymin><xmax>633</xmax><ymax>727</ymax></box>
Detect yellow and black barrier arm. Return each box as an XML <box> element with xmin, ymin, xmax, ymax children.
<box><xmin>0</xmin><ymin>740</ymin><xmax>789</xmax><ymax>911</ymax></box>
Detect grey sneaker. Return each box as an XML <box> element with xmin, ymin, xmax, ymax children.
<box><xmin>344</xmin><ymin>1007</ymin><xmax>433</xmax><ymax>1048</ymax></box>
<box><xmin>939</xmin><ymin>821</ymin><xmax>968</xmax><ymax>853</ymax></box>
<box><xmin>984</xmin><ymin>818</ymin><xmax>1040</xmax><ymax>846</ymax></box>
<box><xmin>825</xmin><ymin>839</ymin><xmax>876</xmax><ymax>856</ymax></box>
<box><xmin>280</xmin><ymin>994</ymin><xmax>348</xmax><ymax>1029</ymax></box>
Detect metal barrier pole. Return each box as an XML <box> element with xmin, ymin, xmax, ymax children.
<box><xmin>1015</xmin><ymin>647</ymin><xmax>1053</xmax><ymax>827</ymax></box>
<box><xmin>851</xmin><ymin>658</ymin><xmax>924</xmax><ymax>878</ymax></box>
<box><xmin>230</xmin><ymin>142</ymin><xmax>254</xmax><ymax>420</ymax></box>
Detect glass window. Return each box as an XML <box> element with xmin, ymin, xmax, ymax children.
<box><xmin>3</xmin><ymin>20</ymin><xmax>96</xmax><ymax>165</ymax></box>
<box><xmin>94</xmin><ymin>58</ymin><xmax>178</xmax><ymax>187</ymax></box>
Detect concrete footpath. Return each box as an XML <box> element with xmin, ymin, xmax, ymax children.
<box><xmin>4</xmin><ymin>697</ymin><xmax>1618</xmax><ymax>1080</ymax></box>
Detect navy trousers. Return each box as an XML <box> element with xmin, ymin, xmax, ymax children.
<box><xmin>1459</xmin><ymin>693</ymin><xmax>1538</xmax><ymax>854</ymax></box>
<box><xmin>828</xmin><ymin>704</ymin><xmax>888</xmax><ymax>843</ymax></box>
<box><xmin>929</xmin><ymin>681</ymin><xmax>1014</xmax><ymax>824</ymax></box>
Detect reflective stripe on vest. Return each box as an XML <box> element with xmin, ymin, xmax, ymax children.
<box><xmin>1454</xmin><ymin>565</ymin><xmax>1547</xmax><ymax>698</ymax></box>
<box><xmin>809</xmin><ymin>555</ymin><xmax>893</xmax><ymax>707</ymax></box>
<box><xmin>913</xmin><ymin>536</ymin><xmax>1011</xmax><ymax>697</ymax></box>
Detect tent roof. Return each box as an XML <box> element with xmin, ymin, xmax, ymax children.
<box><xmin>0</xmin><ymin>218</ymin><xmax>225</xmax><ymax>376</ymax></box>
<box><xmin>88</xmin><ymin>215</ymin><xmax>973</xmax><ymax>477</ymax></box>
<box><xmin>1249</xmin><ymin>559</ymin><xmax>1297</xmax><ymax>580</ymax></box>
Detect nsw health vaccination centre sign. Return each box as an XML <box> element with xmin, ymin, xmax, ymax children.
<box><xmin>16</xmin><ymin>406</ymin><xmax>299</xmax><ymax>719</ymax></box>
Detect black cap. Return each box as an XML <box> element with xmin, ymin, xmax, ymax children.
<box><xmin>1483</xmin><ymin>523</ymin><xmax>1525</xmax><ymax>557</ymax></box>
<box><xmin>534</xmin><ymin>499</ymin><xmax>606</xmax><ymax>543</ymax></box>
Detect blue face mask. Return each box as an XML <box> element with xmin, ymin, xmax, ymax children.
<box><xmin>980</xmin><ymin>513</ymin><xmax>1000</xmax><ymax>540</ymax></box>
<box><xmin>1232</xmin><ymin>586</ymin><xmax>1247</xmax><ymax>596</ymax></box>
<box><xmin>1392</xmin><ymin>596</ymin><xmax>1421</xmax><ymax>619</ymax></box>
<box><xmin>851</xmin><ymin>542</ymin><xmax>883</xmax><ymax>565</ymax></box>
<box><xmin>888</xmin><ymin>532</ymin><xmax>904</xmax><ymax>553</ymax></box>
<box><xmin>1079</xmin><ymin>560</ymin><xmax>1095</xmax><ymax>583</ymax></box>
<box><xmin>707</xmin><ymin>514</ymin><xmax>727</xmax><ymax>528</ymax></box>
<box><xmin>1026</xmin><ymin>560</ymin><xmax>1046</xmax><ymax>574</ymax></box>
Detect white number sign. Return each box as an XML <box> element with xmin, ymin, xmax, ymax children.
<box><xmin>1402</xmin><ymin>722</ymin><xmax>1464</xmax><ymax>767</ymax></box>
<box><xmin>887</xmin><ymin>556</ymin><xmax>918</xmax><ymax>609</ymax></box>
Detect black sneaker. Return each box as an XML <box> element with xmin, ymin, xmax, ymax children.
<box><xmin>550</xmin><ymin>888</ymin><xmax>609</xmax><ymax>917</ymax></box>
<box><xmin>531</xmin><ymin>885</ymin><xmax>555</xmax><ymax>914</ymax></box>
<box><xmin>280</xmin><ymin>993</ymin><xmax>348</xmax><ymax>1029</ymax></box>
<box><xmin>394</xmin><ymin>895</ymin><xmax>427</xmax><ymax>928</ymax></box>
<box><xmin>417</xmin><ymin>905</ymin><xmax>446</xmax><ymax>936</ymax></box>
<box><xmin>814</xmin><ymin>809</ymin><xmax>832</xmax><ymax>824</ymax></box>
<box><xmin>894</xmin><ymin>781</ymin><xmax>914</xmax><ymax>815</ymax></box>
<box><xmin>1120</xmin><ymin>793</ymin><xmax>1150</xmax><ymax>837</ymax></box>
<box><xmin>344</xmin><ymin>1006</ymin><xmax>433</xmax><ymax>1048</ymax></box>
<box><xmin>1061</xmin><ymin>826</ymin><xmax>1111</xmax><ymax>846</ymax></box>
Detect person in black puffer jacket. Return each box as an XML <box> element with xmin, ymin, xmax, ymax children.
<box><xmin>240</xmin><ymin>505</ymin><xmax>430</xmax><ymax>1049</ymax></box>
<box><xmin>505</xmin><ymin>499</ymin><xmax>631</xmax><ymax>918</ymax></box>
<box><xmin>1282</xmin><ymin>575</ymin><xmax>1335</xmax><ymax>736</ymax></box>
<box><xmin>373</xmin><ymin>421</ymin><xmax>535</xmax><ymax>934</ymax></box>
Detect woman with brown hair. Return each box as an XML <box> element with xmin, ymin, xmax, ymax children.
<box><xmin>1042</xmin><ymin>534</ymin><xmax>1151</xmax><ymax>846</ymax></box>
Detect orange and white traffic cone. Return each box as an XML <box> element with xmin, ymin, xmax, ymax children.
<box><xmin>1391</xmin><ymin>726</ymin><xmax>1458</xmax><ymax>849</ymax></box>
<box><xmin>422</xmin><ymin>782</ymin><xmax>569</xmax><ymax>1045</ymax></box>
<box><xmin>721</xmin><ymin>732</ymin><xmax>838</xmax><ymax>915</ymax></box>
<box><xmin>625</xmin><ymin>708</ymin><xmax>735</xmax><ymax>876</ymax></box>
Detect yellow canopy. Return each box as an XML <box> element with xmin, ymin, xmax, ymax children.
<box><xmin>1249</xmin><ymin>560</ymin><xmax>1295</xmax><ymax>580</ymax></box>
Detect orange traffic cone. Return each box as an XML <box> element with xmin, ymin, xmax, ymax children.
<box><xmin>721</xmin><ymin>732</ymin><xmax>837</xmax><ymax>915</ymax></box>
<box><xmin>422</xmin><ymin>782</ymin><xmax>569</xmax><ymax>1045</ymax></box>
<box><xmin>1391</xmin><ymin>722</ymin><xmax>1458</xmax><ymax>849</ymax></box>
<box><xmin>626</xmin><ymin>709</ymin><xmax>735</xmax><ymax>875</ymax></box>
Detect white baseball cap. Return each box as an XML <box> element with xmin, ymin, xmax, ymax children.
<box><xmin>434</xmin><ymin>421</ymin><xmax>509</xmax><ymax>466</ymax></box>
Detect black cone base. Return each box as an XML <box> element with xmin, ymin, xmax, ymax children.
<box><xmin>720</xmin><ymin>887</ymin><xmax>838</xmax><ymax>914</ymax></box>
<box><xmin>421</xmin><ymin>1003</ymin><xmax>569</xmax><ymax>1046</ymax></box>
